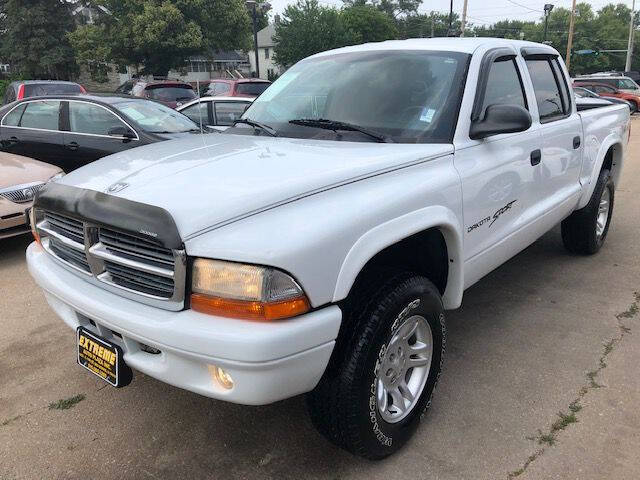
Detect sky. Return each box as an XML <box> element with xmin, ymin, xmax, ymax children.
<box><xmin>268</xmin><ymin>0</ymin><xmax>634</xmax><ymax>26</ymax></box>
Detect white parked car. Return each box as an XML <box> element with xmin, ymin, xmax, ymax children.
<box><xmin>27</xmin><ymin>38</ymin><xmax>629</xmax><ymax>459</ymax></box>
<box><xmin>177</xmin><ymin>96</ymin><xmax>252</xmax><ymax>131</ymax></box>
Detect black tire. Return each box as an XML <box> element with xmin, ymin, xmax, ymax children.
<box><xmin>307</xmin><ymin>272</ymin><xmax>445</xmax><ymax>459</ymax></box>
<box><xmin>630</xmin><ymin>102</ymin><xmax>638</xmax><ymax>114</ymax></box>
<box><xmin>561</xmin><ymin>168</ymin><xmax>614</xmax><ymax>255</ymax></box>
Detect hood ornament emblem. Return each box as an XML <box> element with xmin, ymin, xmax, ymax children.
<box><xmin>106</xmin><ymin>182</ymin><xmax>129</xmax><ymax>193</ymax></box>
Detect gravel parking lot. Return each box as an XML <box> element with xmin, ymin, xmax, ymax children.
<box><xmin>2</xmin><ymin>121</ymin><xmax>639</xmax><ymax>480</ymax></box>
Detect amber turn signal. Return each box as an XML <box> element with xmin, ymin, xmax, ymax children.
<box><xmin>29</xmin><ymin>208</ymin><xmax>41</xmax><ymax>245</ymax></box>
<box><xmin>191</xmin><ymin>293</ymin><xmax>310</xmax><ymax>321</ymax></box>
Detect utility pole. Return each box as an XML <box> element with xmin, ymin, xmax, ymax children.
<box><xmin>626</xmin><ymin>0</ymin><xmax>636</xmax><ymax>71</ymax></box>
<box><xmin>460</xmin><ymin>0</ymin><xmax>468</xmax><ymax>37</ymax></box>
<box><xmin>565</xmin><ymin>0</ymin><xmax>577</xmax><ymax>71</ymax></box>
<box><xmin>448</xmin><ymin>0</ymin><xmax>454</xmax><ymax>33</ymax></box>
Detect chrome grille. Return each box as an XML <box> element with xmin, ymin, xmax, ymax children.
<box><xmin>104</xmin><ymin>261</ymin><xmax>175</xmax><ymax>298</ymax></box>
<box><xmin>0</xmin><ymin>182</ymin><xmax>45</xmax><ymax>204</ymax></box>
<box><xmin>36</xmin><ymin>210</ymin><xmax>185</xmax><ymax>309</ymax></box>
<box><xmin>49</xmin><ymin>237</ymin><xmax>91</xmax><ymax>273</ymax></box>
<box><xmin>98</xmin><ymin>228</ymin><xmax>174</xmax><ymax>267</ymax></box>
<box><xmin>44</xmin><ymin>212</ymin><xmax>84</xmax><ymax>244</ymax></box>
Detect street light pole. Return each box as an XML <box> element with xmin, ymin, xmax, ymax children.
<box><xmin>543</xmin><ymin>4</ymin><xmax>554</xmax><ymax>43</ymax></box>
<box><xmin>246</xmin><ymin>1</ymin><xmax>271</xmax><ymax>79</ymax></box>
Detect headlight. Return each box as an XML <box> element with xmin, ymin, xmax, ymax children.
<box><xmin>48</xmin><ymin>172</ymin><xmax>65</xmax><ymax>183</ymax></box>
<box><xmin>190</xmin><ymin>259</ymin><xmax>311</xmax><ymax>321</ymax></box>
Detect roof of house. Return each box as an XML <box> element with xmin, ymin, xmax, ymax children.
<box><xmin>256</xmin><ymin>24</ymin><xmax>276</xmax><ymax>48</ymax></box>
<box><xmin>188</xmin><ymin>51</ymin><xmax>248</xmax><ymax>63</ymax></box>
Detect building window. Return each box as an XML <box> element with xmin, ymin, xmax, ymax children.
<box><xmin>264</xmin><ymin>48</ymin><xmax>270</xmax><ymax>59</ymax></box>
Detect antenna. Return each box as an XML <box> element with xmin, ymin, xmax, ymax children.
<box><xmin>196</xmin><ymin>79</ymin><xmax>203</xmax><ymax>134</ymax></box>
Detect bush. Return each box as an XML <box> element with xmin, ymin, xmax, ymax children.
<box><xmin>0</xmin><ymin>79</ymin><xmax>10</xmax><ymax>100</ymax></box>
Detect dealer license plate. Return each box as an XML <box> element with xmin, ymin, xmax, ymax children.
<box><xmin>76</xmin><ymin>327</ymin><xmax>131</xmax><ymax>387</ymax></box>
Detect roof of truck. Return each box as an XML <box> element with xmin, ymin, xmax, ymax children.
<box><xmin>312</xmin><ymin>37</ymin><xmax>559</xmax><ymax>58</ymax></box>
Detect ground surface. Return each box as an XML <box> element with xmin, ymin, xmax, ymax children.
<box><xmin>1</xmin><ymin>122</ymin><xmax>639</xmax><ymax>480</ymax></box>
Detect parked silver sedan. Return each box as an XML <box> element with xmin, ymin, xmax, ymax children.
<box><xmin>177</xmin><ymin>96</ymin><xmax>253</xmax><ymax>131</ymax></box>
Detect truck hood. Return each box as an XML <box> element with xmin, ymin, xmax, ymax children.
<box><xmin>60</xmin><ymin>134</ymin><xmax>453</xmax><ymax>239</ymax></box>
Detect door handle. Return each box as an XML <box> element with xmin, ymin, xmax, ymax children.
<box><xmin>7</xmin><ymin>136</ymin><xmax>19</xmax><ymax>145</ymax></box>
<box><xmin>530</xmin><ymin>149</ymin><xmax>542</xmax><ymax>166</ymax></box>
<box><xmin>66</xmin><ymin>141</ymin><xmax>79</xmax><ymax>151</ymax></box>
<box><xmin>573</xmin><ymin>136</ymin><xmax>581</xmax><ymax>149</ymax></box>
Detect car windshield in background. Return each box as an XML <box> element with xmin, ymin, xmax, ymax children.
<box><xmin>24</xmin><ymin>83</ymin><xmax>83</xmax><ymax>96</ymax></box>
<box><xmin>146</xmin><ymin>86</ymin><xmax>196</xmax><ymax>102</ymax></box>
<box><xmin>114</xmin><ymin>100</ymin><xmax>198</xmax><ymax>133</ymax></box>
<box><xmin>236</xmin><ymin>82</ymin><xmax>271</xmax><ymax>96</ymax></box>
<box><xmin>617</xmin><ymin>78</ymin><xmax>639</xmax><ymax>89</ymax></box>
<box><xmin>236</xmin><ymin>50</ymin><xmax>470</xmax><ymax>143</ymax></box>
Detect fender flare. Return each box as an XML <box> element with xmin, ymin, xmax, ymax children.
<box><xmin>332</xmin><ymin>205</ymin><xmax>464</xmax><ymax>310</ymax></box>
<box><xmin>578</xmin><ymin>136</ymin><xmax>624</xmax><ymax>209</ymax></box>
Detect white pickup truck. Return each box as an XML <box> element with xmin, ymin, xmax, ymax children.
<box><xmin>27</xmin><ymin>38</ymin><xmax>629</xmax><ymax>459</ymax></box>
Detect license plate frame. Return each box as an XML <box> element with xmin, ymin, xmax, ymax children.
<box><xmin>76</xmin><ymin>327</ymin><xmax>132</xmax><ymax>387</ymax></box>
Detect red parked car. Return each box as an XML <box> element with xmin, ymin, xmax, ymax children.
<box><xmin>2</xmin><ymin>81</ymin><xmax>86</xmax><ymax>105</ymax></box>
<box><xmin>195</xmin><ymin>78</ymin><xmax>271</xmax><ymax>98</ymax></box>
<box><xmin>115</xmin><ymin>79</ymin><xmax>197</xmax><ymax>109</ymax></box>
<box><xmin>573</xmin><ymin>81</ymin><xmax>640</xmax><ymax>113</ymax></box>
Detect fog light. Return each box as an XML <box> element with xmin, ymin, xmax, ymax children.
<box><xmin>208</xmin><ymin>364</ymin><xmax>234</xmax><ymax>390</ymax></box>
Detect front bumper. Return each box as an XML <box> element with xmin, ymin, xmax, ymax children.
<box><xmin>27</xmin><ymin>242</ymin><xmax>341</xmax><ymax>405</ymax></box>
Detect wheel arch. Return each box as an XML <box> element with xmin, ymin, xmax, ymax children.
<box><xmin>578</xmin><ymin>138</ymin><xmax>624</xmax><ymax>209</ymax></box>
<box><xmin>332</xmin><ymin>206</ymin><xmax>464</xmax><ymax>310</ymax></box>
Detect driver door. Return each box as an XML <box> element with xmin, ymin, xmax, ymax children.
<box><xmin>61</xmin><ymin>100</ymin><xmax>139</xmax><ymax>170</ymax></box>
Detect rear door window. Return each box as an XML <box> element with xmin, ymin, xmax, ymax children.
<box><xmin>17</xmin><ymin>100</ymin><xmax>62</xmax><ymax>130</ymax></box>
<box><xmin>525</xmin><ymin>59</ymin><xmax>566</xmax><ymax>122</ymax></box>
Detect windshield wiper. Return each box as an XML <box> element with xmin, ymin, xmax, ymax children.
<box><xmin>289</xmin><ymin>118</ymin><xmax>393</xmax><ymax>143</ymax></box>
<box><xmin>233</xmin><ymin>118</ymin><xmax>278</xmax><ymax>137</ymax></box>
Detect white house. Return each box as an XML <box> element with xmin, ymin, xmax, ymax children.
<box><xmin>248</xmin><ymin>24</ymin><xmax>282</xmax><ymax>80</ymax></box>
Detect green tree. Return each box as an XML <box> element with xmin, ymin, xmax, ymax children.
<box><xmin>397</xmin><ymin>12</ymin><xmax>459</xmax><ymax>38</ymax></box>
<box><xmin>72</xmin><ymin>0</ymin><xmax>252</xmax><ymax>77</ymax></box>
<box><xmin>273</xmin><ymin>0</ymin><xmax>355</xmax><ymax>67</ymax></box>
<box><xmin>0</xmin><ymin>0</ymin><xmax>77</xmax><ymax>79</ymax></box>
<box><xmin>342</xmin><ymin>5</ymin><xmax>398</xmax><ymax>44</ymax></box>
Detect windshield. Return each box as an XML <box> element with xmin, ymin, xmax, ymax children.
<box><xmin>617</xmin><ymin>78</ymin><xmax>639</xmax><ymax>89</ymax></box>
<box><xmin>234</xmin><ymin>50</ymin><xmax>469</xmax><ymax>143</ymax></box>
<box><xmin>236</xmin><ymin>82</ymin><xmax>271</xmax><ymax>96</ymax></box>
<box><xmin>146</xmin><ymin>85</ymin><xmax>196</xmax><ymax>102</ymax></box>
<box><xmin>115</xmin><ymin>100</ymin><xmax>199</xmax><ymax>133</ymax></box>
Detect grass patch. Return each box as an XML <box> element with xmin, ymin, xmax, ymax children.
<box><xmin>586</xmin><ymin>370</ymin><xmax>602</xmax><ymax>388</ymax></box>
<box><xmin>569</xmin><ymin>400</ymin><xmax>582</xmax><ymax>413</ymax></box>
<box><xmin>48</xmin><ymin>394</ymin><xmax>86</xmax><ymax>411</ymax></box>
<box><xmin>552</xmin><ymin>411</ymin><xmax>578</xmax><ymax>432</ymax></box>
<box><xmin>538</xmin><ymin>433</ymin><xmax>556</xmax><ymax>446</ymax></box>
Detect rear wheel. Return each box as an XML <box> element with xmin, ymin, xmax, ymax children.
<box><xmin>561</xmin><ymin>168</ymin><xmax>614</xmax><ymax>254</ymax></box>
<box><xmin>307</xmin><ymin>272</ymin><xmax>445</xmax><ymax>459</ymax></box>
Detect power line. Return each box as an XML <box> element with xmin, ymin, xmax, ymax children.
<box><xmin>504</xmin><ymin>0</ymin><xmax>543</xmax><ymax>14</ymax></box>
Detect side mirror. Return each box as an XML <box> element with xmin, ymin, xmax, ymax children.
<box><xmin>470</xmin><ymin>104</ymin><xmax>532</xmax><ymax>140</ymax></box>
<box><xmin>108</xmin><ymin>126</ymin><xmax>136</xmax><ymax>141</ymax></box>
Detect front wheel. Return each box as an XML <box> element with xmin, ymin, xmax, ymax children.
<box><xmin>561</xmin><ymin>168</ymin><xmax>614</xmax><ymax>254</ymax></box>
<box><xmin>307</xmin><ymin>272</ymin><xmax>445</xmax><ymax>459</ymax></box>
